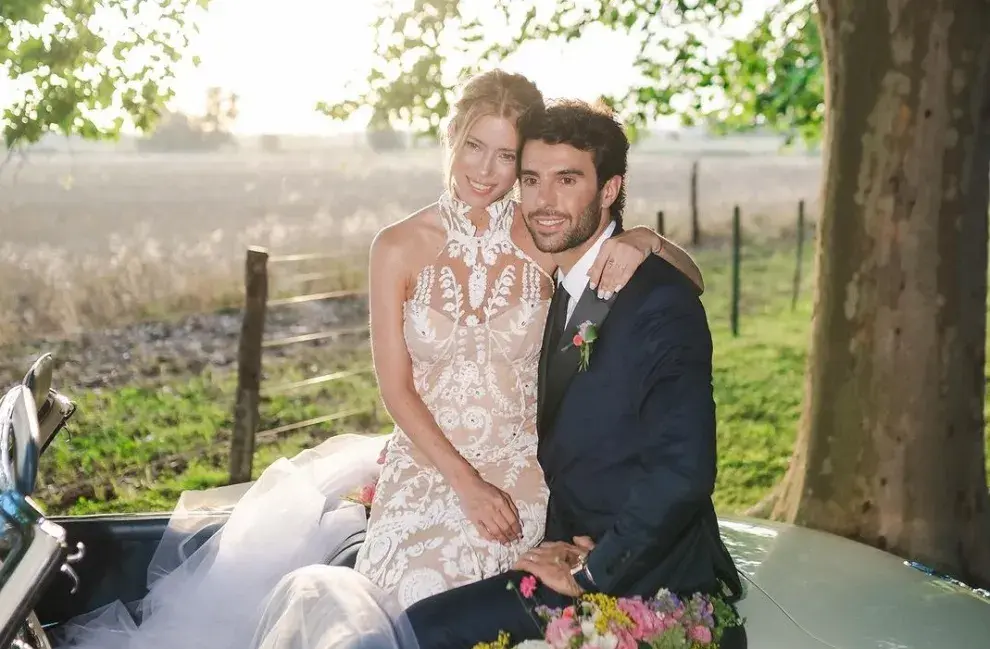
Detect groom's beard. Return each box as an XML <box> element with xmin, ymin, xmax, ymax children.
<box><xmin>525</xmin><ymin>192</ymin><xmax>603</xmax><ymax>254</ymax></box>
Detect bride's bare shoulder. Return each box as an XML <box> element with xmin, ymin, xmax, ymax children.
<box><xmin>371</xmin><ymin>203</ymin><xmax>445</xmax><ymax>264</ymax></box>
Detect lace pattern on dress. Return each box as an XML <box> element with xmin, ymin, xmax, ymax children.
<box><xmin>353</xmin><ymin>190</ymin><xmax>553</xmax><ymax>608</ymax></box>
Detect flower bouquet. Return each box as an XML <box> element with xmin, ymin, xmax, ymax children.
<box><xmin>473</xmin><ymin>576</ymin><xmax>742</xmax><ymax>649</ymax></box>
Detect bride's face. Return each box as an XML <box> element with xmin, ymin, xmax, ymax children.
<box><xmin>449</xmin><ymin>115</ymin><xmax>519</xmax><ymax>210</ymax></box>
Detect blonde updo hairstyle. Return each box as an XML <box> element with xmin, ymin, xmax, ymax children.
<box><xmin>443</xmin><ymin>69</ymin><xmax>544</xmax><ymax>195</ymax></box>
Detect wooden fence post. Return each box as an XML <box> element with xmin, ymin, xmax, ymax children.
<box><xmin>656</xmin><ymin>210</ymin><xmax>665</xmax><ymax>236</ymax></box>
<box><xmin>690</xmin><ymin>160</ymin><xmax>700</xmax><ymax>245</ymax></box>
<box><xmin>731</xmin><ymin>206</ymin><xmax>741</xmax><ymax>337</ymax></box>
<box><xmin>230</xmin><ymin>246</ymin><xmax>269</xmax><ymax>484</ymax></box>
<box><xmin>792</xmin><ymin>200</ymin><xmax>806</xmax><ymax>310</ymax></box>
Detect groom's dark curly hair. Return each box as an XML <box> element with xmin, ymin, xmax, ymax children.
<box><xmin>516</xmin><ymin>99</ymin><xmax>629</xmax><ymax>230</ymax></box>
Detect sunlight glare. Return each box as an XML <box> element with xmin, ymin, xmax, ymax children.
<box><xmin>0</xmin><ymin>0</ymin><xmax>777</xmax><ymax>138</ymax></box>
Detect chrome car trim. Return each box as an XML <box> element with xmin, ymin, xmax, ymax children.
<box><xmin>0</xmin><ymin>492</ymin><xmax>66</xmax><ymax>649</ymax></box>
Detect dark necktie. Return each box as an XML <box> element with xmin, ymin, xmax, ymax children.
<box><xmin>547</xmin><ymin>284</ymin><xmax>571</xmax><ymax>352</ymax></box>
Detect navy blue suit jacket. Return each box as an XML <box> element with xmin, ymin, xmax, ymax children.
<box><xmin>537</xmin><ymin>253</ymin><xmax>742</xmax><ymax>600</ymax></box>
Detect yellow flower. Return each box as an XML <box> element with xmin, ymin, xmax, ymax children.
<box><xmin>471</xmin><ymin>630</ymin><xmax>512</xmax><ymax>649</ymax></box>
<box><xmin>581</xmin><ymin>593</ymin><xmax>633</xmax><ymax>634</ymax></box>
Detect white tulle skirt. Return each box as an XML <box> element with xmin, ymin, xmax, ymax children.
<box><xmin>55</xmin><ymin>433</ymin><xmax>419</xmax><ymax>649</ymax></box>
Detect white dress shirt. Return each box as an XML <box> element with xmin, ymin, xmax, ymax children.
<box><xmin>555</xmin><ymin>220</ymin><xmax>616</xmax><ymax>326</ymax></box>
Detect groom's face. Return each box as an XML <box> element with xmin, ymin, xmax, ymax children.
<box><xmin>519</xmin><ymin>140</ymin><xmax>605</xmax><ymax>254</ymax></box>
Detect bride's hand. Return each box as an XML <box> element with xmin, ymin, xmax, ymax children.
<box><xmin>452</xmin><ymin>474</ymin><xmax>522</xmax><ymax>545</ymax></box>
<box><xmin>587</xmin><ymin>226</ymin><xmax>659</xmax><ymax>299</ymax></box>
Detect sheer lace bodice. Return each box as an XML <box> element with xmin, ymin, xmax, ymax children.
<box><xmin>402</xmin><ymin>191</ymin><xmax>552</xmax><ymax>461</ymax></box>
<box><xmin>354</xmin><ymin>191</ymin><xmax>553</xmax><ymax>607</ymax></box>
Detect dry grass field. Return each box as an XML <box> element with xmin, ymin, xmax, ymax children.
<box><xmin>3</xmin><ymin>147</ymin><xmax>822</xmax><ymax>251</ymax></box>
<box><xmin>0</xmin><ymin>145</ymin><xmax>821</xmax><ymax>344</ymax></box>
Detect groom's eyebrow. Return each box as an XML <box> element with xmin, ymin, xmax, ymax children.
<box><xmin>519</xmin><ymin>167</ymin><xmax>585</xmax><ymax>177</ymax></box>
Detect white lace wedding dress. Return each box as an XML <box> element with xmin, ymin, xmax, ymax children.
<box><xmin>354</xmin><ymin>190</ymin><xmax>551</xmax><ymax>607</ymax></box>
<box><xmin>54</xmin><ymin>191</ymin><xmax>553</xmax><ymax>649</ymax></box>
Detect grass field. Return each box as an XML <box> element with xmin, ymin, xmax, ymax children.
<box><xmin>32</xmin><ymin>241</ymin><xmax>818</xmax><ymax>517</ymax></box>
<box><xmin>30</xmin><ymin>239</ymin><xmax>989</xmax><ymax>518</ymax></box>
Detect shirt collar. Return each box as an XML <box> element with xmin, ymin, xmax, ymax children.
<box><xmin>556</xmin><ymin>220</ymin><xmax>617</xmax><ymax>301</ymax></box>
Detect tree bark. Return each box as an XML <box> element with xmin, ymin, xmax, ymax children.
<box><xmin>770</xmin><ymin>0</ymin><xmax>990</xmax><ymax>588</ymax></box>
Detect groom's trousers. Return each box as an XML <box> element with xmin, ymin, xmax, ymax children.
<box><xmin>404</xmin><ymin>570</ymin><xmax>748</xmax><ymax>649</ymax></box>
<box><xmin>404</xmin><ymin>570</ymin><xmax>556</xmax><ymax>648</ymax></box>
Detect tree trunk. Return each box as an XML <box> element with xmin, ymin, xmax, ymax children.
<box><xmin>770</xmin><ymin>0</ymin><xmax>990</xmax><ymax>588</ymax></box>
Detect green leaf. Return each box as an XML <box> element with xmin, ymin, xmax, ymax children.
<box><xmin>318</xmin><ymin>0</ymin><xmax>822</xmax><ymax>144</ymax></box>
<box><xmin>1</xmin><ymin>0</ymin><xmax>213</xmax><ymax>149</ymax></box>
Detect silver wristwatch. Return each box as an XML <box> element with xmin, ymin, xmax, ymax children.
<box><xmin>570</xmin><ymin>555</ymin><xmax>596</xmax><ymax>591</ymax></box>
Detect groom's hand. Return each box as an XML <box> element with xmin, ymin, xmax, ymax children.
<box><xmin>514</xmin><ymin>542</ymin><xmax>587</xmax><ymax>597</ymax></box>
<box><xmin>513</xmin><ymin>556</ymin><xmax>583</xmax><ymax>597</ymax></box>
<box><xmin>515</xmin><ymin>541</ymin><xmax>584</xmax><ymax>569</ymax></box>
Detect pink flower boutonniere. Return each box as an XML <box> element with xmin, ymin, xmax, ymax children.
<box><xmin>564</xmin><ymin>320</ymin><xmax>599</xmax><ymax>372</ymax></box>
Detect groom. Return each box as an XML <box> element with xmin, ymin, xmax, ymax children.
<box><xmin>404</xmin><ymin>100</ymin><xmax>745</xmax><ymax>647</ymax></box>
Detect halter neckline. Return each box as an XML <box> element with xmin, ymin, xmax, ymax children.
<box><xmin>437</xmin><ymin>189</ymin><xmax>515</xmax><ymax>239</ymax></box>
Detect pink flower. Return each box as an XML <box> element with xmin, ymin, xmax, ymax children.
<box><xmin>359</xmin><ymin>483</ymin><xmax>376</xmax><ymax>504</ymax></box>
<box><xmin>520</xmin><ymin>575</ymin><xmax>537</xmax><ymax>598</ymax></box>
<box><xmin>572</xmin><ymin>333</ymin><xmax>584</xmax><ymax>347</ymax></box>
<box><xmin>614</xmin><ymin>629</ymin><xmax>638</xmax><ymax>649</ymax></box>
<box><xmin>617</xmin><ymin>599</ymin><xmax>664</xmax><ymax>640</ymax></box>
<box><xmin>690</xmin><ymin>625</ymin><xmax>713</xmax><ymax>644</ymax></box>
<box><xmin>561</xmin><ymin>606</ymin><xmax>575</xmax><ymax>619</ymax></box>
<box><xmin>544</xmin><ymin>616</ymin><xmax>579</xmax><ymax>648</ymax></box>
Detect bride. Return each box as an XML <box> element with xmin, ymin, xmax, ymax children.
<box><xmin>54</xmin><ymin>69</ymin><xmax>704</xmax><ymax>649</ymax></box>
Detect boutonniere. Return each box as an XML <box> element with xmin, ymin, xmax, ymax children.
<box><xmin>563</xmin><ymin>320</ymin><xmax>598</xmax><ymax>372</ymax></box>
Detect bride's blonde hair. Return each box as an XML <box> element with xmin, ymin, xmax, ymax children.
<box><xmin>443</xmin><ymin>69</ymin><xmax>544</xmax><ymax>194</ymax></box>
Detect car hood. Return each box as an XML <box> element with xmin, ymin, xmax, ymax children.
<box><xmin>720</xmin><ymin>516</ymin><xmax>990</xmax><ymax>649</ymax></box>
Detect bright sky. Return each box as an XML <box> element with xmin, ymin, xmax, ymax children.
<box><xmin>171</xmin><ymin>0</ymin><xmax>660</xmax><ymax>135</ymax></box>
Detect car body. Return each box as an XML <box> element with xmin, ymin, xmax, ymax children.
<box><xmin>721</xmin><ymin>517</ymin><xmax>990</xmax><ymax>647</ymax></box>
<box><xmin>2</xmin><ymin>355</ymin><xmax>989</xmax><ymax>648</ymax></box>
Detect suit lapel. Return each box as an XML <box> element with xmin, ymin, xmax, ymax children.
<box><xmin>540</xmin><ymin>285</ymin><xmax>618</xmax><ymax>434</ymax></box>
<box><xmin>538</xmin><ymin>286</ymin><xmax>566</xmax><ymax>430</ymax></box>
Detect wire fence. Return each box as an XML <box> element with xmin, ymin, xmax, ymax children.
<box><xmin>226</xmin><ymin>160</ymin><xmax>818</xmax><ymax>484</ymax></box>
<box><xmin>227</xmin><ymin>248</ymin><xmax>376</xmax><ymax>483</ymax></box>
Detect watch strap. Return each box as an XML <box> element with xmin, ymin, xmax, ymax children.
<box><xmin>572</xmin><ymin>563</ymin><xmax>596</xmax><ymax>592</ymax></box>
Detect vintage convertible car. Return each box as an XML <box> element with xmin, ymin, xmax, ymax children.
<box><xmin>1</xmin><ymin>354</ymin><xmax>989</xmax><ymax>648</ymax></box>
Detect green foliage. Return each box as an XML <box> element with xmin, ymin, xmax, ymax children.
<box><xmin>324</xmin><ymin>0</ymin><xmax>824</xmax><ymax>144</ymax></box>
<box><xmin>38</xmin><ymin>350</ymin><xmax>387</xmax><ymax>515</ymax></box>
<box><xmin>1</xmin><ymin>0</ymin><xmax>210</xmax><ymax>149</ymax></box>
